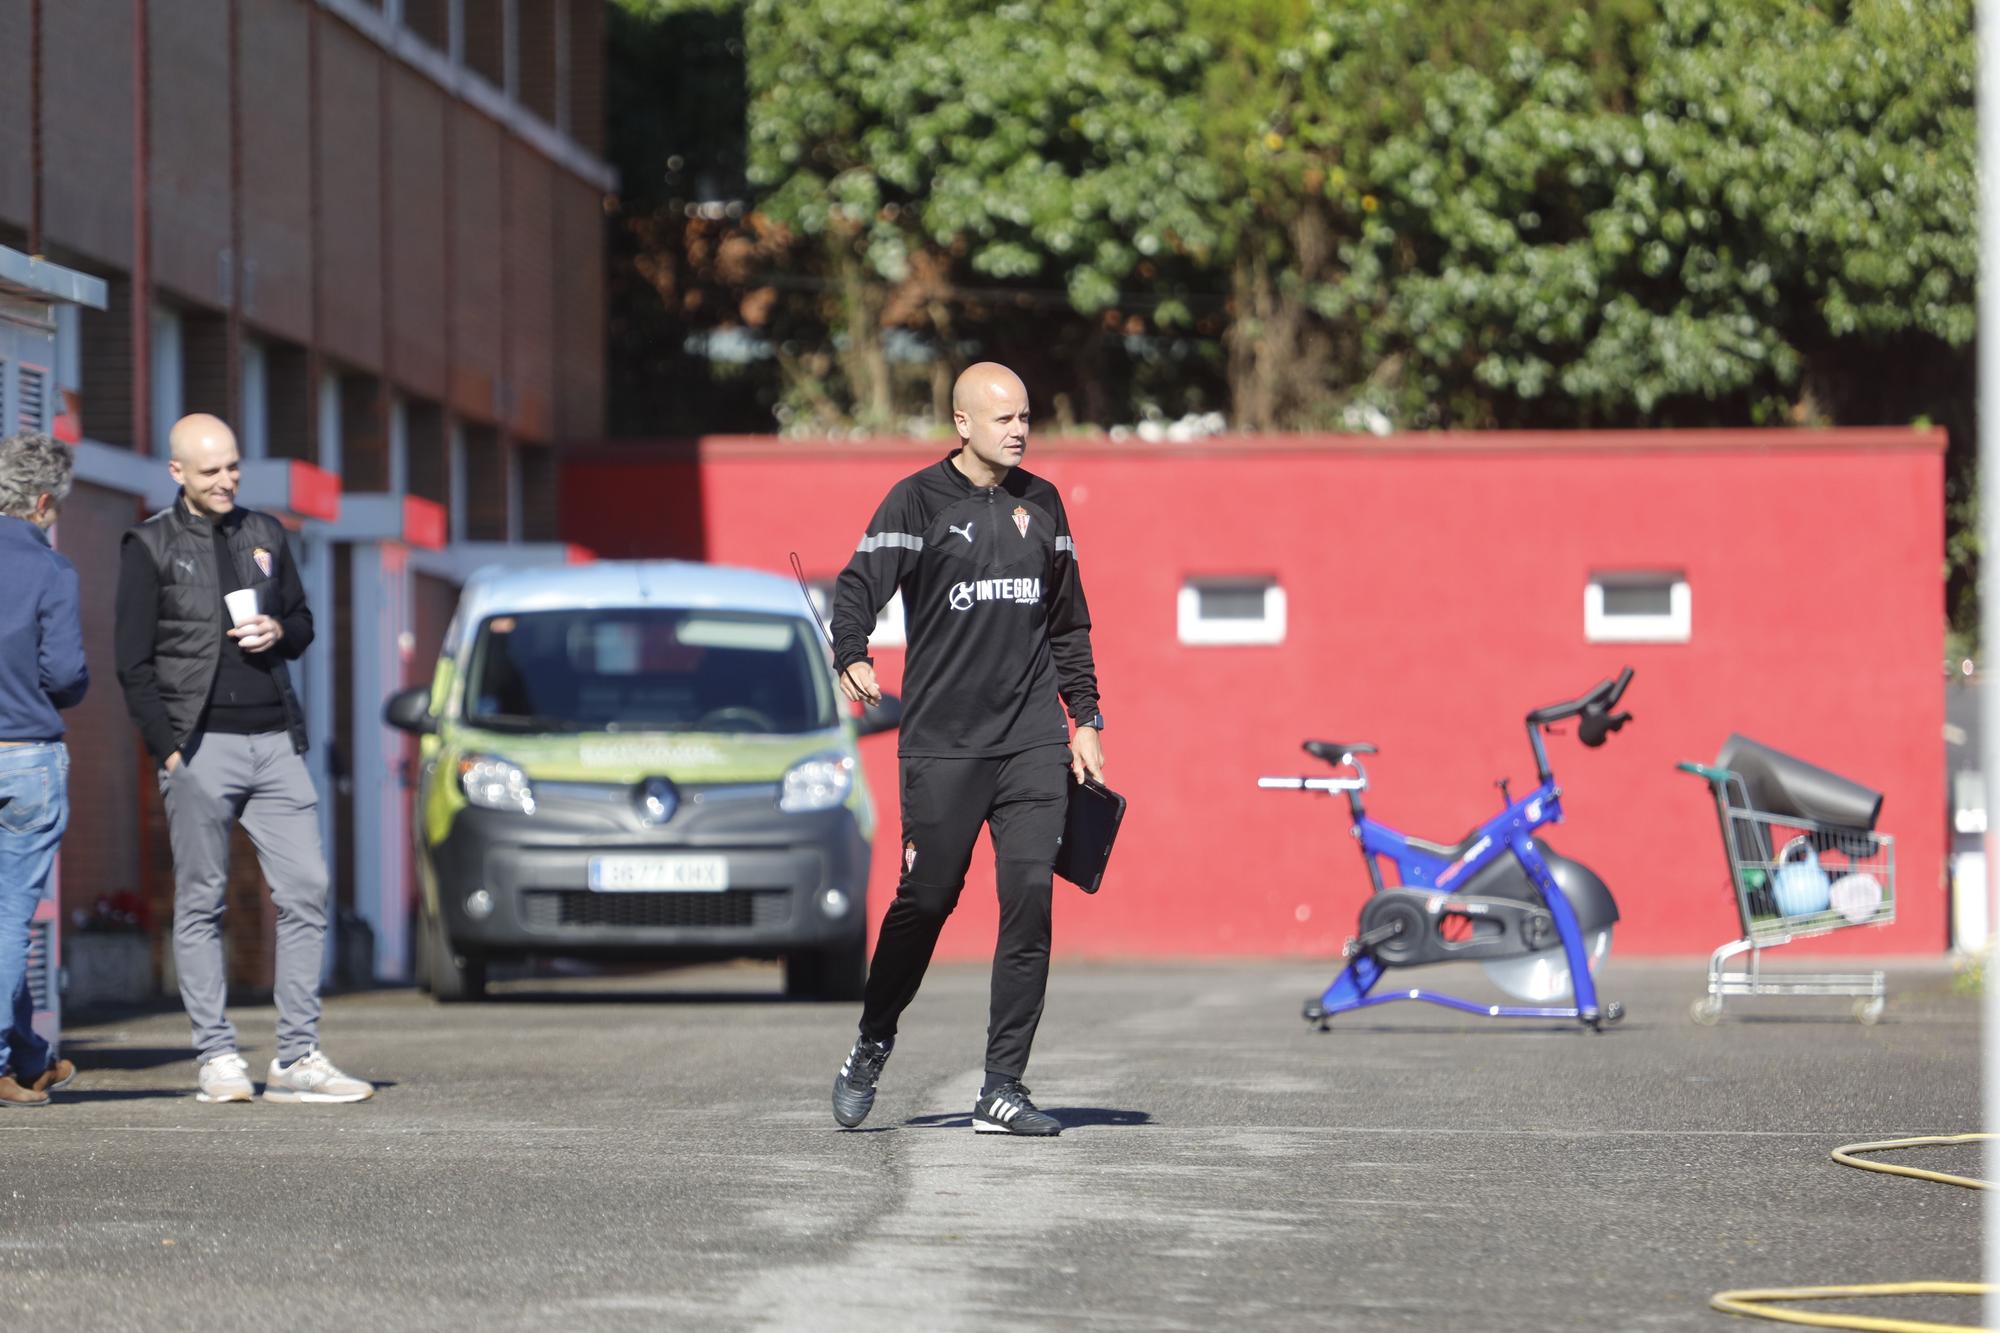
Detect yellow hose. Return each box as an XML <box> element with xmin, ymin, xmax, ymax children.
<box><xmin>1830</xmin><ymin>1136</ymin><xmax>1995</xmax><ymax>1193</ymax></box>
<box><xmin>1710</xmin><ymin>1134</ymin><xmax>1995</xmax><ymax>1332</ymax></box>
<box><xmin>1711</xmin><ymin>1283</ymin><xmax>1992</xmax><ymax>1332</ymax></box>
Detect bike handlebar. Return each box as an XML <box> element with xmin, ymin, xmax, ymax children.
<box><xmin>1605</xmin><ymin>665</ymin><xmax>1634</xmax><ymax>709</ymax></box>
<box><xmin>1523</xmin><ymin>667</ymin><xmax>1635</xmax><ymax>770</ymax></box>
<box><xmin>1526</xmin><ymin>666</ymin><xmax>1635</xmax><ymax>727</ymax></box>
<box><xmin>1267</xmin><ymin>669</ymin><xmax>1633</xmax><ymax>796</ymax></box>
<box><xmin>1258</xmin><ymin>776</ymin><xmax>1367</xmax><ymax>792</ymax></box>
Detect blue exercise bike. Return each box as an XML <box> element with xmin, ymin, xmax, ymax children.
<box><xmin>1260</xmin><ymin>668</ymin><xmax>1635</xmax><ymax>1031</ymax></box>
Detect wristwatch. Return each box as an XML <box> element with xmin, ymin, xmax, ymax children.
<box><xmin>1078</xmin><ymin>711</ymin><xmax>1105</xmax><ymax>731</ymax></box>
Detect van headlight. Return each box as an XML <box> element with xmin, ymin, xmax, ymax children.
<box><xmin>459</xmin><ymin>754</ymin><xmax>536</xmax><ymax>815</ymax></box>
<box><xmin>780</xmin><ymin>753</ymin><xmax>854</xmax><ymax>813</ymax></box>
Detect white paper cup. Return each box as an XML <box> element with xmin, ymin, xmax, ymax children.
<box><xmin>225</xmin><ymin>588</ymin><xmax>260</xmax><ymax>628</ymax></box>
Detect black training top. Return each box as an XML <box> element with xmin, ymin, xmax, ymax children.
<box><xmin>831</xmin><ymin>451</ymin><xmax>1100</xmax><ymax>758</ymax></box>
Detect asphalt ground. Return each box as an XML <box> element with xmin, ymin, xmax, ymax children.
<box><xmin>0</xmin><ymin>957</ymin><xmax>1982</xmax><ymax>1332</ymax></box>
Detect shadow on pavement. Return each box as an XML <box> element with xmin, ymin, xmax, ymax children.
<box><xmin>902</xmin><ymin>1107</ymin><xmax>1153</xmax><ymax>1130</ymax></box>
<box><xmin>1314</xmin><ymin>1023</ymin><xmax>1612</xmax><ymax>1037</ymax></box>
<box><xmin>56</xmin><ymin>1043</ymin><xmax>191</xmax><ymax>1072</ymax></box>
<box><xmin>481</xmin><ymin>988</ymin><xmax>810</xmax><ymax>1006</ymax></box>
<box><xmin>47</xmin><ymin>1088</ymin><xmax>193</xmax><ymax>1104</ymax></box>
<box><xmin>1051</xmin><ymin>1107</ymin><xmax>1153</xmax><ymax>1128</ymax></box>
<box><xmin>1707</xmin><ymin>1012</ymin><xmax>1900</xmax><ymax>1026</ymax></box>
<box><xmin>51</xmin><ymin>1076</ymin><xmax>401</xmax><ymax>1100</ymax></box>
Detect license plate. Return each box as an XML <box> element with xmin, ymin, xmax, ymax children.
<box><xmin>587</xmin><ymin>855</ymin><xmax>730</xmax><ymax>893</ymax></box>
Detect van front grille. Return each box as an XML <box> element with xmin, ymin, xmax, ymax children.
<box><xmin>521</xmin><ymin>889</ymin><xmax>788</xmax><ymax>931</ymax></box>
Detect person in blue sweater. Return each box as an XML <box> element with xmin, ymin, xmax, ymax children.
<box><xmin>0</xmin><ymin>433</ymin><xmax>89</xmax><ymax>1108</ymax></box>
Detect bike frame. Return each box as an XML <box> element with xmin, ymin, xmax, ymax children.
<box><xmin>1266</xmin><ymin>669</ymin><xmax>1631</xmax><ymax>1028</ymax></box>
<box><xmin>1270</xmin><ymin>723</ymin><xmax>1604</xmax><ymax>1023</ymax></box>
<box><xmin>1326</xmin><ymin>777</ymin><xmax>1602</xmax><ymax>1021</ymax></box>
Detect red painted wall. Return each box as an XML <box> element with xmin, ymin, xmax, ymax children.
<box><xmin>562</xmin><ymin>430</ymin><xmax>1947</xmax><ymax>961</ymax></box>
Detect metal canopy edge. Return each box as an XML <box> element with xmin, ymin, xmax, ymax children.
<box><xmin>0</xmin><ymin>247</ymin><xmax>109</xmax><ymax>310</ymax></box>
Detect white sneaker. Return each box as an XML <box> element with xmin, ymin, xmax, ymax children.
<box><xmin>194</xmin><ymin>1052</ymin><xmax>254</xmax><ymax>1104</ymax></box>
<box><xmin>261</xmin><ymin>1049</ymin><xmax>374</xmax><ymax>1104</ymax></box>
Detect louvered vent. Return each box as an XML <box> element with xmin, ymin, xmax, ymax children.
<box><xmin>16</xmin><ymin>363</ymin><xmax>48</xmax><ymax>433</ymax></box>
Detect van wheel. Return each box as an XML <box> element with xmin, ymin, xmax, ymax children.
<box><xmin>427</xmin><ymin>909</ymin><xmax>487</xmax><ymax>1003</ymax></box>
<box><xmin>413</xmin><ymin>906</ymin><xmax>432</xmax><ymax>994</ymax></box>
<box><xmin>784</xmin><ymin>938</ymin><xmax>866</xmax><ymax>1002</ymax></box>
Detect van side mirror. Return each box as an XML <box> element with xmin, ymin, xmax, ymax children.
<box><xmin>384</xmin><ymin>685</ymin><xmax>437</xmax><ymax>735</ymax></box>
<box><xmin>855</xmin><ymin>692</ymin><xmax>902</xmax><ymax>737</ymax></box>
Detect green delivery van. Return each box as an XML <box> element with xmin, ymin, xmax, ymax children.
<box><xmin>383</xmin><ymin>561</ymin><xmax>899</xmax><ymax>1002</ymax></box>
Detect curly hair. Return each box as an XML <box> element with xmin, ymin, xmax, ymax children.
<box><xmin>0</xmin><ymin>432</ymin><xmax>75</xmax><ymax>519</ymax></box>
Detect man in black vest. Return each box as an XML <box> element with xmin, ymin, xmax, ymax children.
<box><xmin>115</xmin><ymin>414</ymin><xmax>372</xmax><ymax>1105</ymax></box>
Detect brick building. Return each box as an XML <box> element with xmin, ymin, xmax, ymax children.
<box><xmin>0</xmin><ymin>0</ymin><xmax>610</xmax><ymax>1000</ymax></box>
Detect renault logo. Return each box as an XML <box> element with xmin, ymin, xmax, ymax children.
<box><xmin>636</xmin><ymin>778</ymin><xmax>679</xmax><ymax>826</ymax></box>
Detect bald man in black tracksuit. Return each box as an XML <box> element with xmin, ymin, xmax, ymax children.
<box><xmin>828</xmin><ymin>363</ymin><xmax>1104</xmax><ymax>1137</ymax></box>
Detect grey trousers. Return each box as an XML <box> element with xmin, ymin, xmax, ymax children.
<box><xmin>162</xmin><ymin>730</ymin><xmax>330</xmax><ymax>1063</ymax></box>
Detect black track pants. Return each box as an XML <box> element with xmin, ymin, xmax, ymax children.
<box><xmin>858</xmin><ymin>743</ymin><xmax>1070</xmax><ymax>1080</ymax></box>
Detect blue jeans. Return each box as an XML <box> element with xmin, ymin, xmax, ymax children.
<box><xmin>0</xmin><ymin>742</ymin><xmax>67</xmax><ymax>1078</ymax></box>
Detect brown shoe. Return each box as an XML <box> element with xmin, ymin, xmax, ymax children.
<box><xmin>0</xmin><ymin>1075</ymin><xmax>49</xmax><ymax>1108</ymax></box>
<box><xmin>25</xmin><ymin>1059</ymin><xmax>75</xmax><ymax>1094</ymax></box>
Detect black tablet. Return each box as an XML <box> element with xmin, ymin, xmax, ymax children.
<box><xmin>1054</xmin><ymin>778</ymin><xmax>1127</xmax><ymax>895</ymax></box>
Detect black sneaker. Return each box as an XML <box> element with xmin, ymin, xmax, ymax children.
<box><xmin>831</xmin><ymin>1036</ymin><xmax>893</xmax><ymax>1127</ymax></box>
<box><xmin>972</xmin><ymin>1081</ymin><xmax>1061</xmax><ymax>1136</ymax></box>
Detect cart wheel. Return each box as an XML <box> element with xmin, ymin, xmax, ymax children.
<box><xmin>1690</xmin><ymin>996</ymin><xmax>1723</xmax><ymax>1026</ymax></box>
<box><xmin>1603</xmin><ymin>1001</ymin><xmax>1625</xmax><ymax>1026</ymax></box>
<box><xmin>1853</xmin><ymin>997</ymin><xmax>1885</xmax><ymax>1026</ymax></box>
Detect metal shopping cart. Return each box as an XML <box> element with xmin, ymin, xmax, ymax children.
<box><xmin>1678</xmin><ymin>735</ymin><xmax>1896</xmax><ymax>1026</ymax></box>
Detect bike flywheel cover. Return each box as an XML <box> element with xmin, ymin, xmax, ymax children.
<box><xmin>1480</xmin><ymin>927</ymin><xmax>1613</xmax><ymax>1003</ymax></box>
<box><xmin>1358</xmin><ymin>893</ymin><xmax>1433</xmax><ymax>968</ymax></box>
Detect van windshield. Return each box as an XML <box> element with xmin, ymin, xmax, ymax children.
<box><xmin>462</xmin><ymin>609</ymin><xmax>837</xmax><ymax>735</ymax></box>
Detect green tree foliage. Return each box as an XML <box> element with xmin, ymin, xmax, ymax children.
<box><xmin>740</xmin><ymin>0</ymin><xmax>1224</xmax><ymax>428</ymax></box>
<box><xmin>1187</xmin><ymin>0</ymin><xmax>1661</xmax><ymax>429</ymax></box>
<box><xmin>605</xmin><ymin>0</ymin><xmax>775</xmax><ymax>435</ymax></box>
<box><xmin>615</xmin><ymin>0</ymin><xmax>1973</xmax><ymax>429</ymax></box>
<box><xmin>1362</xmin><ymin>0</ymin><xmax>1972</xmax><ymax>431</ymax></box>
<box><xmin>607</xmin><ymin>0</ymin><xmax>1974</xmax><ymax>632</ymax></box>
<box><xmin>1186</xmin><ymin>0</ymin><xmax>1971</xmax><ymax>436</ymax></box>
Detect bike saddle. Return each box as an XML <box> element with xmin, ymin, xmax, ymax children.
<box><xmin>1303</xmin><ymin>740</ymin><xmax>1376</xmax><ymax>765</ymax></box>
